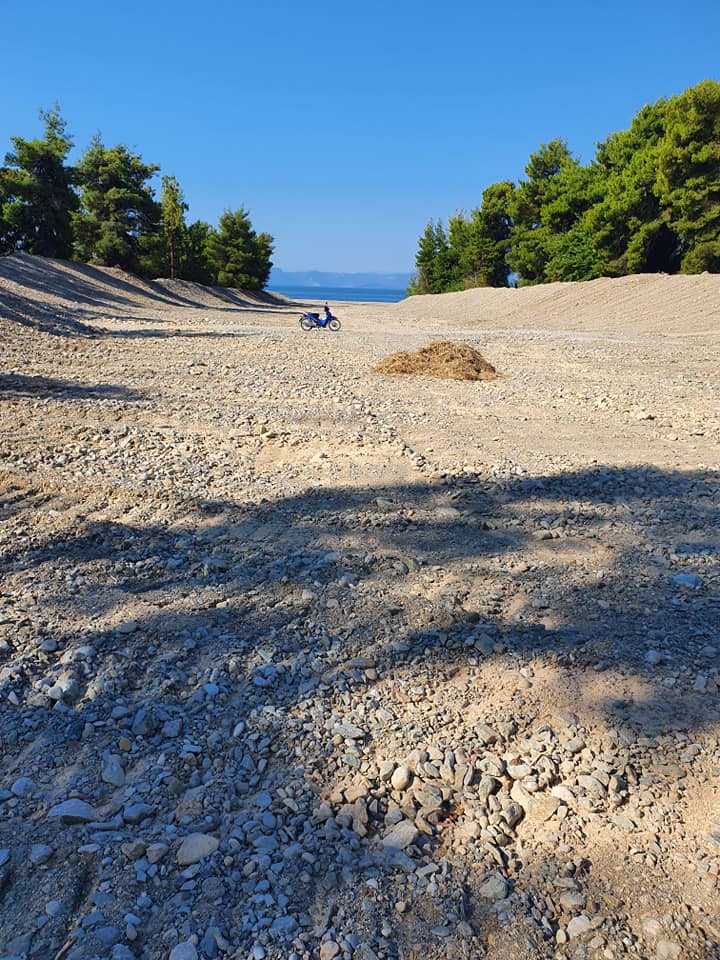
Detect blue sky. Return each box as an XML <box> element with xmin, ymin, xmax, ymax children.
<box><xmin>2</xmin><ymin>0</ymin><xmax>719</xmax><ymax>272</ymax></box>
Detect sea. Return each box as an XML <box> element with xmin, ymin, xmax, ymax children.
<box><xmin>270</xmin><ymin>285</ymin><xmax>407</xmax><ymax>304</ymax></box>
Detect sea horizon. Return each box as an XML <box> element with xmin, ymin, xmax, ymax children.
<box><xmin>269</xmin><ymin>284</ymin><xmax>407</xmax><ymax>304</ymax></box>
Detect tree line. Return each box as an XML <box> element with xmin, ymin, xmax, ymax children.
<box><xmin>0</xmin><ymin>105</ymin><xmax>274</xmax><ymax>289</ymax></box>
<box><xmin>409</xmin><ymin>79</ymin><xmax>720</xmax><ymax>294</ymax></box>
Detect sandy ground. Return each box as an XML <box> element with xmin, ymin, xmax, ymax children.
<box><xmin>0</xmin><ymin>253</ymin><xmax>719</xmax><ymax>960</ymax></box>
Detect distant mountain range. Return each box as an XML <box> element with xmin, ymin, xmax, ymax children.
<box><xmin>269</xmin><ymin>268</ymin><xmax>411</xmax><ymax>290</ymax></box>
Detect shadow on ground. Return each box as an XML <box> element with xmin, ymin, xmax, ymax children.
<box><xmin>0</xmin><ymin>464</ymin><xmax>718</xmax><ymax>957</ymax></box>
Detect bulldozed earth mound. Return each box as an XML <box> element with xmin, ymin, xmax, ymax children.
<box><xmin>374</xmin><ymin>340</ymin><xmax>499</xmax><ymax>381</ymax></box>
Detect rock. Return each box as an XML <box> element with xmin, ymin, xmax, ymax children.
<box><xmin>456</xmin><ymin>819</ymin><xmax>482</xmax><ymax>840</ymax></box>
<box><xmin>169</xmin><ymin>943</ymin><xmax>198</xmax><ymax>960</ymax></box>
<box><xmin>510</xmin><ymin>782</ymin><xmax>560</xmax><ymax>822</ymax></box>
<box><xmin>112</xmin><ymin>946</ymin><xmax>135</xmax><ymax>960</ymax></box>
<box><xmin>379</xmin><ymin>760</ymin><xmax>395</xmax><ymax>781</ymax></box>
<box><xmin>146</xmin><ymin>842</ymin><xmax>169</xmax><ymax>864</ymax></box>
<box><xmin>29</xmin><ymin>843</ymin><xmax>54</xmax><ymax>865</ymax></box>
<box><xmin>320</xmin><ymin>943</ymin><xmax>340</xmax><ymax>960</ymax></box>
<box><xmin>646</xmin><ymin>649</ymin><xmax>663</xmax><ymax>666</ymax></box>
<box><xmin>672</xmin><ymin>573</ymin><xmax>702</xmax><ymax>588</ymax></box>
<box><xmin>381</xmin><ymin>820</ymin><xmax>419</xmax><ymax>852</ymax></box>
<box><xmin>102</xmin><ymin>753</ymin><xmax>125</xmax><ymax>788</ymax></box>
<box><xmin>123</xmin><ymin>802</ymin><xmax>155</xmax><ymax>824</ymax></box>
<box><xmin>478</xmin><ymin>873</ymin><xmax>509</xmax><ymax>901</ymax></box>
<box><xmin>391</xmin><ymin>764</ymin><xmax>413</xmax><ymax>791</ymax></box>
<box><xmin>560</xmin><ymin>892</ymin><xmax>585</xmax><ymax>912</ymax></box>
<box><xmin>47</xmin><ymin>799</ymin><xmax>98</xmax><ymax>824</ymax></box>
<box><xmin>643</xmin><ymin>918</ymin><xmax>662</xmax><ymax>940</ymax></box>
<box><xmin>567</xmin><ymin>915</ymin><xmax>592</xmax><ymax>939</ymax></box>
<box><xmin>176</xmin><ymin>833</ymin><xmax>219</xmax><ymax>866</ymax></box>
<box><xmin>10</xmin><ymin>777</ymin><xmax>35</xmax><ymax>798</ymax></box>
<box><xmin>656</xmin><ymin>940</ymin><xmax>682</xmax><ymax>960</ymax></box>
<box><xmin>334</xmin><ymin>722</ymin><xmax>364</xmax><ymax>739</ymax></box>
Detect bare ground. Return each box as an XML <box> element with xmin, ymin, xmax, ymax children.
<box><xmin>0</xmin><ymin>253</ymin><xmax>719</xmax><ymax>960</ymax></box>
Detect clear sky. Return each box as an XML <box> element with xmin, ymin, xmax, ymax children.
<box><xmin>2</xmin><ymin>0</ymin><xmax>719</xmax><ymax>273</ymax></box>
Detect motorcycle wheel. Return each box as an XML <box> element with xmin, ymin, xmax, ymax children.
<box><xmin>328</xmin><ymin>318</ymin><xmax>341</xmax><ymax>331</ymax></box>
<box><xmin>299</xmin><ymin>316</ymin><xmax>314</xmax><ymax>331</ymax></box>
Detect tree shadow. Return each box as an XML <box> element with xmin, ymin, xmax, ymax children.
<box><xmin>0</xmin><ymin>463</ymin><xmax>717</xmax><ymax>957</ymax></box>
<box><xmin>0</xmin><ymin>287</ymin><xmax>101</xmax><ymax>337</ymax></box>
<box><xmin>0</xmin><ymin>373</ymin><xmax>145</xmax><ymax>402</ymax></box>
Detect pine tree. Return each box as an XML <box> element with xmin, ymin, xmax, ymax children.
<box><xmin>2</xmin><ymin>103</ymin><xmax>77</xmax><ymax>258</ymax></box>
<box><xmin>182</xmin><ymin>221</ymin><xmax>216</xmax><ymax>285</ymax></box>
<box><xmin>656</xmin><ymin>79</ymin><xmax>720</xmax><ymax>273</ymax></box>
<box><xmin>73</xmin><ymin>136</ymin><xmax>160</xmax><ymax>273</ymax></box>
<box><xmin>160</xmin><ymin>175</ymin><xmax>188</xmax><ymax>279</ymax></box>
<box><xmin>205</xmin><ymin>208</ymin><xmax>274</xmax><ymax>290</ymax></box>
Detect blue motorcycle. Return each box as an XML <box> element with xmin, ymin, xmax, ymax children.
<box><xmin>299</xmin><ymin>303</ymin><xmax>341</xmax><ymax>332</ymax></box>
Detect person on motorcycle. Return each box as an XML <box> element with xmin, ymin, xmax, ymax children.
<box><xmin>322</xmin><ymin>303</ymin><xmax>332</xmax><ymax>327</ymax></box>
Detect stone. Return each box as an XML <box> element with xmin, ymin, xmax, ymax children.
<box><xmin>334</xmin><ymin>722</ymin><xmax>364</xmax><ymax>739</ymax></box>
<box><xmin>320</xmin><ymin>942</ymin><xmax>340</xmax><ymax>960</ymax></box>
<box><xmin>672</xmin><ymin>573</ymin><xmax>702</xmax><ymax>588</ymax></box>
<box><xmin>123</xmin><ymin>802</ymin><xmax>155</xmax><ymax>824</ymax></box>
<box><xmin>146</xmin><ymin>843</ymin><xmax>169</xmax><ymax>864</ymax></box>
<box><xmin>381</xmin><ymin>820</ymin><xmax>419</xmax><ymax>852</ymax></box>
<box><xmin>567</xmin><ymin>915</ymin><xmax>592</xmax><ymax>939</ymax></box>
<box><xmin>10</xmin><ymin>777</ymin><xmax>35</xmax><ymax>798</ymax></box>
<box><xmin>646</xmin><ymin>649</ymin><xmax>663</xmax><ymax>666</ymax></box>
<box><xmin>102</xmin><ymin>753</ymin><xmax>125</xmax><ymax>788</ymax></box>
<box><xmin>478</xmin><ymin>873</ymin><xmax>509</xmax><ymax>901</ymax></box>
<box><xmin>655</xmin><ymin>940</ymin><xmax>681</xmax><ymax>960</ymax></box>
<box><xmin>47</xmin><ymin>799</ymin><xmax>98</xmax><ymax>824</ymax></box>
<box><xmin>177</xmin><ymin>833</ymin><xmax>219</xmax><ymax>866</ymax></box>
<box><xmin>510</xmin><ymin>782</ymin><xmax>560</xmax><ymax>822</ymax></box>
<box><xmin>379</xmin><ymin>760</ymin><xmax>395</xmax><ymax>781</ymax></box>
<box><xmin>29</xmin><ymin>843</ymin><xmax>54</xmax><ymax>865</ymax></box>
<box><xmin>560</xmin><ymin>892</ymin><xmax>585</xmax><ymax>912</ymax></box>
<box><xmin>391</xmin><ymin>764</ymin><xmax>413</xmax><ymax>791</ymax></box>
<box><xmin>169</xmin><ymin>943</ymin><xmax>198</xmax><ymax>960</ymax></box>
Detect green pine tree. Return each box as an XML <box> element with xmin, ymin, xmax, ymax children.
<box><xmin>73</xmin><ymin>136</ymin><xmax>161</xmax><ymax>274</ymax></box>
<box><xmin>205</xmin><ymin>208</ymin><xmax>274</xmax><ymax>290</ymax></box>
<box><xmin>160</xmin><ymin>174</ymin><xmax>188</xmax><ymax>279</ymax></box>
<box><xmin>2</xmin><ymin>103</ymin><xmax>77</xmax><ymax>258</ymax></box>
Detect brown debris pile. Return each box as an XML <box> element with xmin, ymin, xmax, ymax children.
<box><xmin>373</xmin><ymin>340</ymin><xmax>499</xmax><ymax>381</ymax></box>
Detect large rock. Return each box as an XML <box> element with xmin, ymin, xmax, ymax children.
<box><xmin>176</xmin><ymin>833</ymin><xmax>219</xmax><ymax>866</ymax></box>
<box><xmin>47</xmin><ymin>799</ymin><xmax>98</xmax><ymax>824</ymax></box>
<box><xmin>381</xmin><ymin>819</ymin><xmax>419</xmax><ymax>852</ymax></box>
<box><xmin>169</xmin><ymin>943</ymin><xmax>198</xmax><ymax>960</ymax></box>
<box><xmin>478</xmin><ymin>872</ymin><xmax>509</xmax><ymax>901</ymax></box>
<box><xmin>510</xmin><ymin>782</ymin><xmax>559</xmax><ymax>823</ymax></box>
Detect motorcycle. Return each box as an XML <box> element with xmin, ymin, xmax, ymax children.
<box><xmin>299</xmin><ymin>303</ymin><xmax>341</xmax><ymax>332</ymax></box>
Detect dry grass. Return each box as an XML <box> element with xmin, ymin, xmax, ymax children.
<box><xmin>373</xmin><ymin>340</ymin><xmax>499</xmax><ymax>381</ymax></box>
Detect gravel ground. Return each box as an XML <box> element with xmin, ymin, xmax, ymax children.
<box><xmin>0</xmin><ymin>254</ymin><xmax>719</xmax><ymax>960</ymax></box>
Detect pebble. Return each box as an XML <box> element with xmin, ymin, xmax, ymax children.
<box><xmin>391</xmin><ymin>764</ymin><xmax>413</xmax><ymax>791</ymax></box>
<box><xmin>177</xmin><ymin>833</ymin><xmax>219</xmax><ymax>866</ymax></box>
<box><xmin>381</xmin><ymin>820</ymin><xmax>419</xmax><ymax>851</ymax></box>
<box><xmin>478</xmin><ymin>873</ymin><xmax>509</xmax><ymax>901</ymax></box>
<box><xmin>567</xmin><ymin>915</ymin><xmax>592</xmax><ymax>939</ymax></box>
<box><xmin>29</xmin><ymin>843</ymin><xmax>54</xmax><ymax>865</ymax></box>
<box><xmin>10</xmin><ymin>776</ymin><xmax>35</xmax><ymax>797</ymax></box>
<box><xmin>169</xmin><ymin>943</ymin><xmax>198</xmax><ymax>960</ymax></box>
